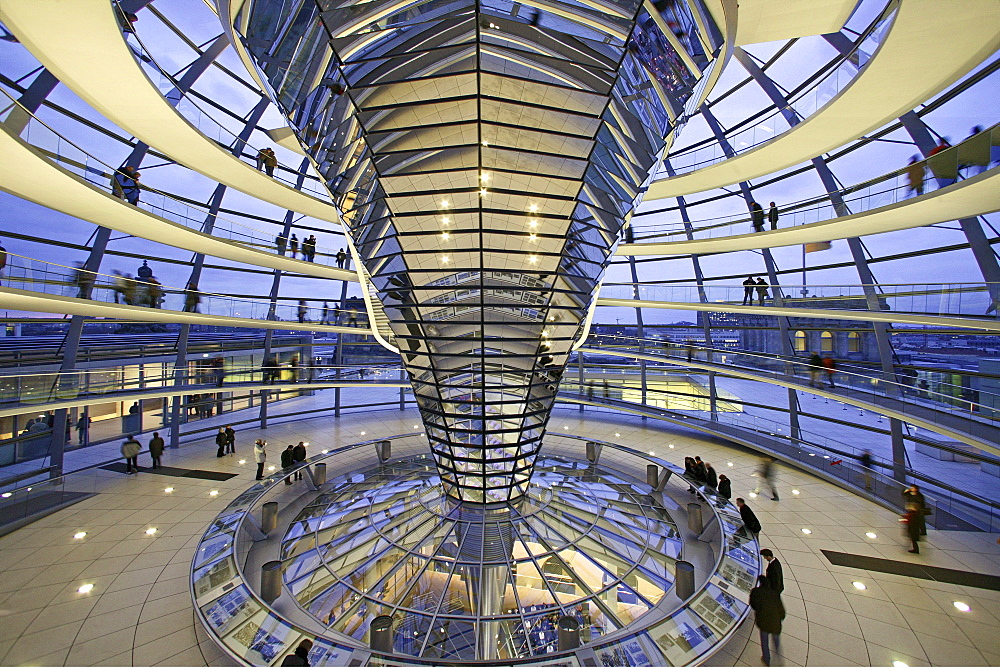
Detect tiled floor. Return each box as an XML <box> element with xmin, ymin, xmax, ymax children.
<box><xmin>0</xmin><ymin>401</ymin><xmax>997</xmax><ymax>667</ymax></box>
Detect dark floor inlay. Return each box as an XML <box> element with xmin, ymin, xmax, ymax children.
<box><xmin>822</xmin><ymin>549</ymin><xmax>1000</xmax><ymax>591</ymax></box>
<box><xmin>99</xmin><ymin>463</ymin><xmax>238</xmax><ymax>481</ymax></box>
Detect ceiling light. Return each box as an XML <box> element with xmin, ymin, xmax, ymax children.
<box><xmin>441</xmin><ymin>232</ymin><xmax>450</xmax><ymax>240</ymax></box>
<box><xmin>440</xmin><ymin>200</ymin><xmax>449</xmax><ymax>207</ymax></box>
<box><xmin>865</xmin><ymin>532</ymin><xmax>877</xmax><ymax>539</ymax></box>
<box><xmin>441</xmin><ymin>216</ymin><xmax>450</xmax><ymax>224</ymax></box>
<box><xmin>209</xmin><ymin>490</ymin><xmax>219</xmax><ymax>497</ymax></box>
<box><xmin>528</xmin><ymin>233</ymin><xmax>536</xmax><ymax>241</ymax></box>
<box><xmin>480</xmin><ymin>172</ymin><xmax>489</xmax><ymax>182</ymax></box>
<box><xmin>74</xmin><ymin>532</ymin><xmax>87</xmax><ymax>539</ymax></box>
<box><xmin>145</xmin><ymin>528</ymin><xmax>157</xmax><ymax>535</ymax></box>
<box><xmin>528</xmin><ymin>255</ymin><xmax>538</xmax><ymax>263</ymax></box>
<box><xmin>529</xmin><ymin>220</ymin><xmax>537</xmax><ymax>227</ymax></box>
<box><xmin>481</xmin><ymin>140</ymin><xmax>489</xmax><ymax>147</ymax></box>
<box><xmin>479</xmin><ymin>188</ymin><xmax>488</xmax><ymax>196</ymax></box>
<box><xmin>801</xmin><ymin>528</ymin><xmax>812</xmax><ymax>534</ymax></box>
<box><xmin>852</xmin><ymin>581</ymin><xmax>867</xmax><ymax>590</ymax></box>
<box><xmin>953</xmin><ymin>601</ymin><xmax>971</xmax><ymax>612</ymax></box>
<box><xmin>78</xmin><ymin>584</ymin><xmax>94</xmax><ymax>594</ymax></box>
<box><xmin>529</xmin><ymin>204</ymin><xmax>538</xmax><ymax>212</ymax></box>
<box><xmin>442</xmin><ymin>255</ymin><xmax>450</xmax><ymax>263</ymax></box>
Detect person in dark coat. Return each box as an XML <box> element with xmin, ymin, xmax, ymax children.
<box><xmin>292</xmin><ymin>441</ymin><xmax>307</xmax><ymax>481</ymax></box>
<box><xmin>281</xmin><ymin>445</ymin><xmax>296</xmax><ymax>485</ymax></box>
<box><xmin>281</xmin><ymin>639</ymin><xmax>313</xmax><ymax>666</ymax></box>
<box><xmin>760</xmin><ymin>549</ymin><xmax>784</xmax><ymax>593</ymax></box>
<box><xmin>767</xmin><ymin>202</ymin><xmax>779</xmax><ymax>230</ymax></box>
<box><xmin>225</xmin><ymin>425</ymin><xmax>236</xmax><ymax>455</ymax></box>
<box><xmin>749</xmin><ymin>201</ymin><xmax>765</xmax><ymax>232</ymax></box>
<box><xmin>902</xmin><ymin>485</ymin><xmax>928</xmax><ymax>536</ymax></box>
<box><xmin>694</xmin><ymin>456</ymin><xmax>708</xmax><ymax>483</ymax></box>
<box><xmin>717</xmin><ymin>474</ymin><xmax>732</xmax><ymax>501</ymax></box>
<box><xmin>736</xmin><ymin>497</ymin><xmax>762</xmax><ymax>537</ymax></box>
<box><xmin>749</xmin><ymin>575</ymin><xmax>784</xmax><ymax>666</ymax></box>
<box><xmin>684</xmin><ymin>457</ymin><xmax>698</xmax><ymax>494</ymax></box>
<box><xmin>902</xmin><ymin>508</ymin><xmax>922</xmax><ymax>553</ymax></box>
<box><xmin>704</xmin><ymin>462</ymin><xmax>718</xmax><ymax>489</ymax></box>
<box><xmin>742</xmin><ymin>275</ymin><xmax>756</xmax><ymax>306</ymax></box>
<box><xmin>148</xmin><ymin>432</ymin><xmax>165</xmax><ymax>469</ymax></box>
<box><xmin>215</xmin><ymin>427</ymin><xmax>227</xmax><ymax>458</ymax></box>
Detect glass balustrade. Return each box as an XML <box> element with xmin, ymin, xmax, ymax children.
<box><xmin>600</xmin><ymin>281</ymin><xmax>1000</xmax><ymax>319</ymax></box>
<box><xmin>655</xmin><ymin>7</ymin><xmax>895</xmax><ymax>177</ymax></box>
<box><xmin>2</xmin><ymin>88</ymin><xmax>347</xmax><ymax>268</ymax></box>
<box><xmin>0</xmin><ymin>253</ymin><xmax>370</xmax><ymax>327</ymax></box>
<box><xmin>581</xmin><ymin>335</ymin><xmax>1000</xmax><ymax>436</ymax></box>
<box><xmin>635</xmin><ymin>123</ymin><xmax>1000</xmax><ymax>241</ymax></box>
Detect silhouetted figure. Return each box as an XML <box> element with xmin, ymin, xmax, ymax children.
<box><xmin>749</xmin><ymin>575</ymin><xmax>784</xmax><ymax>667</ymax></box>
<box><xmin>257</xmin><ymin>147</ymin><xmax>277</xmax><ymax>176</ymax></box>
<box><xmin>298</xmin><ymin>300</ymin><xmax>308</xmax><ymax>323</ymax></box>
<box><xmin>290</xmin><ymin>234</ymin><xmax>299</xmax><ymax>258</ymax></box>
<box><xmin>276</xmin><ymin>233</ymin><xmax>288</xmax><ymax>255</ymax></box>
<box><xmin>906</xmin><ymin>156</ymin><xmax>925</xmax><ymax>196</ymax></box>
<box><xmin>767</xmin><ymin>202</ymin><xmax>778</xmax><ymax>230</ymax></box>
<box><xmin>74</xmin><ymin>263</ymin><xmax>95</xmax><ymax>299</ymax></box>
<box><xmin>112</xmin><ymin>165</ymin><xmax>141</xmax><ymax>205</ymax></box>
<box><xmin>336</xmin><ymin>248</ymin><xmax>347</xmax><ymax>269</ymax></box>
<box><xmin>755</xmin><ymin>277</ymin><xmax>768</xmax><ymax>306</ymax></box>
<box><xmin>750</xmin><ymin>201</ymin><xmax>765</xmax><ymax>232</ymax></box>
<box><xmin>183</xmin><ymin>281</ymin><xmax>200</xmax><ymax>312</ymax></box>
<box><xmin>742</xmin><ymin>275</ymin><xmax>755</xmax><ymax>306</ymax></box>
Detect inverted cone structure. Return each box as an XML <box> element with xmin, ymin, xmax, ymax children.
<box><xmin>237</xmin><ymin>0</ymin><xmax>714</xmax><ymax>502</ymax></box>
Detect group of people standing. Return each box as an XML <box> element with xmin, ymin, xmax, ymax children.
<box><xmin>251</xmin><ymin>439</ymin><xmax>308</xmax><ymax>482</ymax></box>
<box><xmin>275</xmin><ymin>233</ymin><xmax>318</xmax><ymax>261</ymax></box>
<box><xmin>741</xmin><ymin>276</ymin><xmax>770</xmax><ymax>306</ymax></box>
<box><xmin>683</xmin><ymin>455</ymin><xmax>730</xmax><ymax>500</ymax></box>
<box><xmin>215</xmin><ymin>425</ymin><xmax>237</xmax><ymax>457</ymax></box>
<box><xmin>749</xmin><ymin>201</ymin><xmax>780</xmax><ymax>232</ymax></box>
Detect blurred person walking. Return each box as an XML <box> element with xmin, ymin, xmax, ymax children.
<box><xmin>808</xmin><ymin>351</ymin><xmax>823</xmax><ymax>387</ymax></box>
<box><xmin>276</xmin><ymin>233</ymin><xmax>288</xmax><ymax>255</ymax></box>
<box><xmin>290</xmin><ymin>234</ymin><xmax>299</xmax><ymax>259</ymax></box>
<box><xmin>822</xmin><ymin>354</ymin><xmax>837</xmax><ymax>387</ymax></box>
<box><xmin>859</xmin><ymin>449</ymin><xmax>875</xmax><ymax>491</ymax></box>
<box><xmin>749</xmin><ymin>575</ymin><xmax>785</xmax><ymax>667</ymax></box>
<box><xmin>906</xmin><ymin>156</ymin><xmax>925</xmax><ymax>196</ymax></box>
<box><xmin>902</xmin><ymin>484</ymin><xmax>928</xmax><ymax>536</ymax></box>
<box><xmin>183</xmin><ymin>281</ymin><xmax>201</xmax><ymax>312</ymax></box>
<box><xmin>756</xmin><ymin>457</ymin><xmax>779</xmax><ymax>501</ymax></box>
<box><xmin>75</xmin><ymin>413</ymin><xmax>90</xmax><ymax>445</ymax></box>
<box><xmin>298</xmin><ymin>300</ymin><xmax>308</xmax><ymax>323</ymax></box>
<box><xmin>74</xmin><ymin>262</ymin><xmax>95</xmax><ymax>299</ymax></box>
<box><xmin>750</xmin><ymin>201</ymin><xmax>765</xmax><ymax>232</ymax></box>
<box><xmin>121</xmin><ymin>435</ymin><xmax>141</xmax><ymax>474</ymax></box>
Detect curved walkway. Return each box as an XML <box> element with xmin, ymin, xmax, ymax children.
<box><xmin>620</xmin><ymin>126</ymin><xmax>1000</xmax><ymax>255</ymax></box>
<box><xmin>0</xmin><ymin>288</ymin><xmax>372</xmax><ymax>338</ymax></box>
<box><xmin>0</xmin><ymin>0</ymin><xmax>341</xmax><ymax>223</ymax></box>
<box><xmin>0</xmin><ymin>125</ymin><xmax>355</xmax><ymax>282</ymax></box>
<box><xmin>645</xmin><ymin>0</ymin><xmax>1000</xmax><ymax>198</ymax></box>
<box><xmin>595</xmin><ymin>295</ymin><xmax>1000</xmax><ymax>332</ymax></box>
<box><xmin>577</xmin><ymin>347</ymin><xmax>1000</xmax><ymax>456</ymax></box>
<box><xmin>623</xmin><ymin>166</ymin><xmax>1000</xmax><ymax>255</ymax></box>
<box><xmin>0</xmin><ymin>378</ymin><xmax>407</xmax><ymax>420</ymax></box>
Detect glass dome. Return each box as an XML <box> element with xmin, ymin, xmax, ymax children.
<box><xmin>280</xmin><ymin>455</ymin><xmax>684</xmax><ymax>661</ymax></box>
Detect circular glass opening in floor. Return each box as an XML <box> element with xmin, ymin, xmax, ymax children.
<box><xmin>280</xmin><ymin>455</ymin><xmax>684</xmax><ymax>661</ymax></box>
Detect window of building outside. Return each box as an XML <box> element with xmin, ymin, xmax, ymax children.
<box><xmin>794</xmin><ymin>330</ymin><xmax>807</xmax><ymax>352</ymax></box>
<box><xmin>848</xmin><ymin>331</ymin><xmax>861</xmax><ymax>353</ymax></box>
<box><xmin>821</xmin><ymin>331</ymin><xmax>834</xmax><ymax>352</ymax></box>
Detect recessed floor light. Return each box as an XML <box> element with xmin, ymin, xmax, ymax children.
<box><xmin>164</xmin><ymin>487</ymin><xmax>173</xmax><ymax>493</ymax></box>
<box><xmin>668</xmin><ymin>444</ymin><xmax>675</xmax><ymax>449</ymax></box>
<box><xmin>953</xmin><ymin>601</ymin><xmax>970</xmax><ymax>612</ymax></box>
<box><xmin>801</xmin><ymin>528</ymin><xmax>812</xmax><ymax>534</ymax></box>
<box><xmin>322</xmin><ymin>449</ymin><xmax>329</xmax><ymax>454</ymax></box>
<box><xmin>360</xmin><ymin>431</ymin><xmax>367</xmax><ymax>435</ymax></box>
<box><xmin>852</xmin><ymin>581</ymin><xmax>867</xmax><ymax>590</ymax></box>
<box><xmin>145</xmin><ymin>528</ymin><xmax>157</xmax><ymax>535</ymax></box>
<box><xmin>749</xmin><ymin>492</ymin><xmax>758</xmax><ymax>498</ymax></box>
<box><xmin>792</xmin><ymin>489</ymin><xmax>800</xmax><ymax>495</ymax></box>
<box><xmin>73</xmin><ymin>532</ymin><xmax>87</xmax><ymax>539</ymax></box>
<box><xmin>77</xmin><ymin>584</ymin><xmax>94</xmax><ymax>594</ymax></box>
<box><xmin>267</xmin><ymin>466</ymin><xmax>275</xmax><ymax>471</ymax></box>
<box><xmin>614</xmin><ymin>432</ymin><xmax>620</xmax><ymax>437</ymax></box>
<box><xmin>893</xmin><ymin>662</ymin><xmax>909</xmax><ymax>668</ymax></box>
<box><xmin>238</xmin><ymin>459</ymin><xmax>246</xmax><ymax>465</ymax></box>
<box><xmin>209</xmin><ymin>490</ymin><xmax>219</xmax><ymax>496</ymax></box>
<box><xmin>413</xmin><ymin>425</ymin><xmax>419</xmax><ymax>429</ymax></box>
<box><xmin>726</xmin><ymin>462</ymin><xmax>733</xmax><ymax>467</ymax></box>
<box><xmin>1</xmin><ymin>493</ymin><xmax>11</xmax><ymax>498</ymax></box>
<box><xmin>865</xmin><ymin>532</ymin><xmax>877</xmax><ymax>539</ymax></box>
